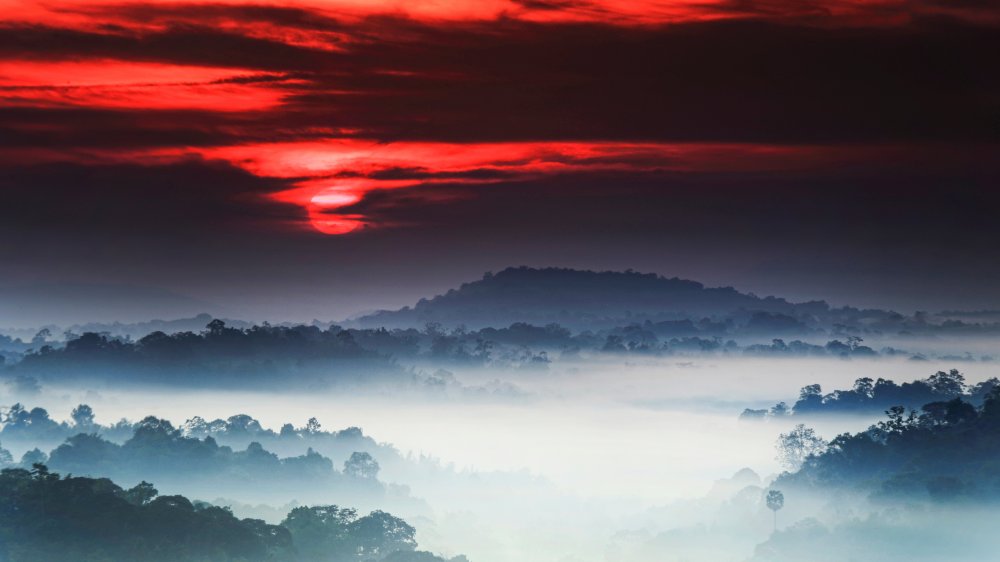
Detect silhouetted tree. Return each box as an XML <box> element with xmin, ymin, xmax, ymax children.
<box><xmin>281</xmin><ymin>505</ymin><xmax>358</xmax><ymax>562</ymax></box>
<box><xmin>770</xmin><ymin>402</ymin><xmax>790</xmax><ymax>417</ymax></box>
<box><xmin>70</xmin><ymin>404</ymin><xmax>95</xmax><ymax>428</ymax></box>
<box><xmin>305</xmin><ymin>417</ymin><xmax>322</xmax><ymax>434</ymax></box>
<box><xmin>344</xmin><ymin>451</ymin><xmax>380</xmax><ymax>480</ymax></box>
<box><xmin>350</xmin><ymin>510</ymin><xmax>417</xmax><ymax>561</ymax></box>
<box><xmin>766</xmin><ymin>490</ymin><xmax>784</xmax><ymax>532</ymax></box>
<box><xmin>124</xmin><ymin>481</ymin><xmax>158</xmax><ymax>506</ymax></box>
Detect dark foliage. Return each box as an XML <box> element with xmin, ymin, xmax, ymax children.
<box><xmin>9</xmin><ymin>320</ymin><xmax>394</xmax><ymax>387</ymax></box>
<box><xmin>0</xmin><ymin>465</ymin><xmax>293</xmax><ymax>562</ymax></box>
<box><xmin>43</xmin><ymin>416</ymin><xmax>353</xmax><ymax>490</ymax></box>
<box><xmin>7</xmin><ymin>304</ymin><xmax>999</xmax><ymax>390</ymax></box>
<box><xmin>777</xmin><ymin>385</ymin><xmax>1000</xmax><ymax>502</ymax></box>
<box><xmin>355</xmin><ymin>268</ymin><xmax>1000</xmax><ymax>340</ymax></box>
<box><xmin>358</xmin><ymin>267</ymin><xmax>824</xmax><ymax>330</ymax></box>
<box><xmin>0</xmin><ymin>465</ymin><xmax>447</xmax><ymax>562</ymax></box>
<box><xmin>755</xmin><ymin>369</ymin><xmax>1000</xmax><ymax>418</ymax></box>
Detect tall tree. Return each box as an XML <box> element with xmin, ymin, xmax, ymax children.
<box><xmin>776</xmin><ymin>424</ymin><xmax>826</xmax><ymax>471</ymax></box>
<box><xmin>766</xmin><ymin>490</ymin><xmax>784</xmax><ymax>532</ymax></box>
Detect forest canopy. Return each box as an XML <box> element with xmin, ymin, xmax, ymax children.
<box><xmin>0</xmin><ymin>465</ymin><xmax>462</xmax><ymax>562</ymax></box>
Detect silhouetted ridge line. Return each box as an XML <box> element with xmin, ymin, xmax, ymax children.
<box><xmin>357</xmin><ymin>266</ymin><xmax>825</xmax><ymax>329</ymax></box>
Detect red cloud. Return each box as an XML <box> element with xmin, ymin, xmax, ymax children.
<box><xmin>0</xmin><ymin>61</ymin><xmax>289</xmax><ymax>111</ymax></box>
<box><xmin>190</xmin><ymin>140</ymin><xmax>892</xmax><ymax>234</ymax></box>
<box><xmin>1</xmin><ymin>0</ymin><xmax>996</xmax><ymax>234</ymax></box>
<box><xmin>7</xmin><ymin>0</ymin><xmax>995</xmax><ymax>30</ymax></box>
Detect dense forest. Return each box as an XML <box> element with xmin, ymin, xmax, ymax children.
<box><xmin>0</xmin><ymin>465</ymin><xmax>462</xmax><ymax>562</ymax></box>
<box><xmin>742</xmin><ymin>383</ymin><xmax>1000</xmax><ymax>561</ymax></box>
<box><xmin>3</xmin><ymin>316</ymin><xmax>990</xmax><ymax>390</ymax></box>
<box><xmin>742</xmin><ymin>369</ymin><xmax>1000</xmax><ymax>419</ymax></box>
<box><xmin>3</xmin><ymin>320</ymin><xmax>397</xmax><ymax>387</ymax></box>
<box><xmin>775</xmin><ymin>383</ymin><xmax>1000</xmax><ymax>500</ymax></box>
<box><xmin>4</xmin><ymin>268</ymin><xmax>1000</xmax><ymax>386</ymax></box>
<box><xmin>0</xmin><ymin>407</ymin><xmax>413</xmax><ymax>510</ymax></box>
<box><xmin>9</xmin><ymin>269</ymin><xmax>1000</xmax><ymax>346</ymax></box>
<box><xmin>0</xmin><ymin>403</ymin><xmax>387</xmax><ymax>456</ymax></box>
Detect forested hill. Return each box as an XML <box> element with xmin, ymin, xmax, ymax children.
<box><xmin>356</xmin><ymin>267</ymin><xmax>827</xmax><ymax>329</ymax></box>
<box><xmin>0</xmin><ymin>465</ymin><xmax>464</xmax><ymax>562</ymax></box>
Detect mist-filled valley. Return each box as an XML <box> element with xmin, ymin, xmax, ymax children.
<box><xmin>4</xmin><ymin>269</ymin><xmax>1000</xmax><ymax>560</ymax></box>
<box><xmin>3</xmin><ymin>334</ymin><xmax>999</xmax><ymax>561</ymax></box>
<box><xmin>3</xmin><ymin>269</ymin><xmax>1000</xmax><ymax>562</ymax></box>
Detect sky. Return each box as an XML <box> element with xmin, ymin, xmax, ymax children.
<box><xmin>1</xmin><ymin>0</ymin><xmax>998</xmax><ymax>325</ymax></box>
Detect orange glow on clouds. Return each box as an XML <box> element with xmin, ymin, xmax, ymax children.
<box><xmin>3</xmin><ymin>138</ymin><xmax>899</xmax><ymax>235</ymax></box>
<box><xmin>187</xmin><ymin>140</ymin><xmax>860</xmax><ymax>234</ymax></box>
<box><xmin>0</xmin><ymin>61</ymin><xmax>257</xmax><ymax>87</ymax></box>
<box><xmin>2</xmin><ymin>0</ymin><xmax>986</xmax><ymax>235</ymax></box>
<box><xmin>0</xmin><ymin>0</ymin><xmax>966</xmax><ymax>29</ymax></box>
<box><xmin>0</xmin><ymin>61</ymin><xmax>287</xmax><ymax>111</ymax></box>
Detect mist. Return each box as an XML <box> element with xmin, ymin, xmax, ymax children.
<box><xmin>4</xmin><ymin>353</ymin><xmax>993</xmax><ymax>562</ymax></box>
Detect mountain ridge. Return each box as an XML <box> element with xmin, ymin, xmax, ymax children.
<box><xmin>355</xmin><ymin>266</ymin><xmax>832</xmax><ymax>329</ymax></box>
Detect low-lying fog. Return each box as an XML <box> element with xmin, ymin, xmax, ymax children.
<box><xmin>8</xmin><ymin>357</ymin><xmax>997</xmax><ymax>562</ymax></box>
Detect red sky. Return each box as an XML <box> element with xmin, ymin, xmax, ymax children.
<box><xmin>1</xmin><ymin>0</ymin><xmax>998</xmax><ymax>321</ymax></box>
<box><xmin>2</xmin><ymin>0</ymin><xmax>996</xmax><ymax>234</ymax></box>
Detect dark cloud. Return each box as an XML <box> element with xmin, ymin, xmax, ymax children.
<box><xmin>63</xmin><ymin>3</ymin><xmax>348</xmax><ymax>31</ymax></box>
<box><xmin>2</xmin><ymin>16</ymin><xmax>998</xmax><ymax>144</ymax></box>
<box><xmin>338</xmin><ymin>153</ymin><xmax>1000</xmax><ymax>253</ymax></box>
<box><xmin>0</xmin><ymin>107</ymin><xmax>249</xmax><ymax>150</ymax></box>
<box><xmin>0</xmin><ymin>23</ymin><xmax>330</xmax><ymax>70</ymax></box>
<box><xmin>281</xmin><ymin>17</ymin><xmax>1000</xmax><ymax>143</ymax></box>
<box><xmin>0</xmin><ymin>158</ymin><xmax>302</xmax><ymax>235</ymax></box>
<box><xmin>507</xmin><ymin>0</ymin><xmax>604</xmax><ymax>13</ymax></box>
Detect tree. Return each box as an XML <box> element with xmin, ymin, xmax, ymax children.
<box><xmin>31</xmin><ymin>328</ymin><xmax>51</xmax><ymax>346</ymax></box>
<box><xmin>983</xmin><ymin>386</ymin><xmax>1000</xmax><ymax>423</ymax></box>
<box><xmin>70</xmin><ymin>404</ymin><xmax>96</xmax><ymax>428</ymax></box>
<box><xmin>876</xmin><ymin>405</ymin><xmax>917</xmax><ymax>436</ymax></box>
<box><xmin>280</xmin><ymin>423</ymin><xmax>297</xmax><ymax>438</ymax></box>
<box><xmin>927</xmin><ymin>369</ymin><xmax>966</xmax><ymax>397</ymax></box>
<box><xmin>770</xmin><ymin>402</ymin><xmax>790</xmax><ymax>417</ymax></box>
<box><xmin>794</xmin><ymin>384</ymin><xmax>824</xmax><ymax>413</ymax></box>
<box><xmin>206</xmin><ymin>319</ymin><xmax>227</xmax><ymax>335</ymax></box>
<box><xmin>305</xmin><ymin>417</ymin><xmax>322</xmax><ymax>434</ymax></box>
<box><xmin>344</xmin><ymin>452</ymin><xmax>380</xmax><ymax>480</ymax></box>
<box><xmin>798</xmin><ymin>384</ymin><xmax>822</xmax><ymax>401</ymax></box>
<box><xmin>123</xmin><ymin>481</ymin><xmax>158</xmax><ymax>506</ymax></box>
<box><xmin>226</xmin><ymin>414</ymin><xmax>263</xmax><ymax>435</ymax></box>
<box><xmin>281</xmin><ymin>505</ymin><xmax>358</xmax><ymax>562</ymax></box>
<box><xmin>350</xmin><ymin>510</ymin><xmax>417</xmax><ymax>561</ymax></box>
<box><xmin>766</xmin><ymin>489</ymin><xmax>784</xmax><ymax>532</ymax></box>
<box><xmin>776</xmin><ymin>424</ymin><xmax>826</xmax><ymax>471</ymax></box>
<box><xmin>852</xmin><ymin>377</ymin><xmax>874</xmax><ymax>397</ymax></box>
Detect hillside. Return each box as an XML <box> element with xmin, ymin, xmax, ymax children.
<box><xmin>356</xmin><ymin>267</ymin><xmax>828</xmax><ymax>329</ymax></box>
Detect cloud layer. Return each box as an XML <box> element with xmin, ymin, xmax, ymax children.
<box><xmin>1</xmin><ymin>0</ymin><xmax>998</xmax><ymax>320</ymax></box>
<box><xmin>2</xmin><ymin>1</ymin><xmax>997</xmax><ymax>233</ymax></box>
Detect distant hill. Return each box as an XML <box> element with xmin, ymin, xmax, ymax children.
<box><xmin>355</xmin><ymin>267</ymin><xmax>830</xmax><ymax>329</ymax></box>
<box><xmin>63</xmin><ymin>314</ymin><xmax>254</xmax><ymax>340</ymax></box>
